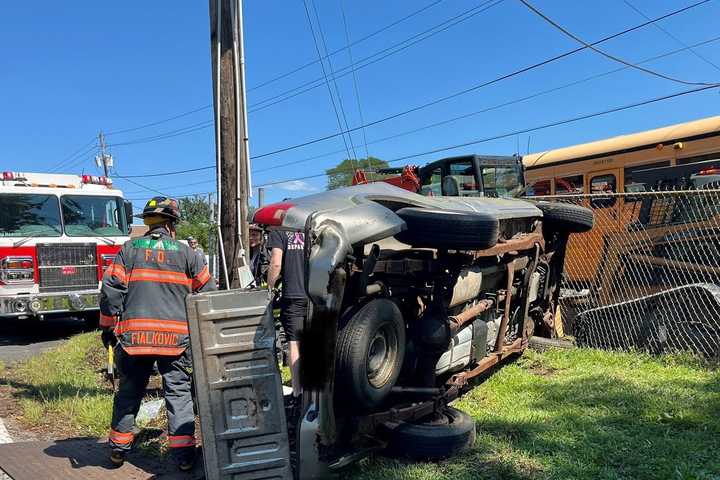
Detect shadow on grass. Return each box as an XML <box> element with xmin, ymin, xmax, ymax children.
<box><xmin>0</xmin><ymin>378</ymin><xmax>111</xmax><ymax>400</ymax></box>
<box><xmin>474</xmin><ymin>373</ymin><xmax>720</xmax><ymax>479</ymax></box>
<box><xmin>351</xmin><ymin>368</ymin><xmax>720</xmax><ymax>480</ymax></box>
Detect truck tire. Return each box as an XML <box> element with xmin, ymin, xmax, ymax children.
<box><xmin>384</xmin><ymin>407</ymin><xmax>476</xmax><ymax>460</ymax></box>
<box><xmin>336</xmin><ymin>299</ymin><xmax>405</xmax><ymax>410</ymax></box>
<box><xmin>394</xmin><ymin>207</ymin><xmax>499</xmax><ymax>250</ymax></box>
<box><xmin>534</xmin><ymin>201</ymin><xmax>594</xmax><ymax>234</ymax></box>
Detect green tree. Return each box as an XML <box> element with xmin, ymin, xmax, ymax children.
<box><xmin>325</xmin><ymin>156</ymin><xmax>389</xmax><ymax>190</ymax></box>
<box><xmin>176</xmin><ymin>196</ymin><xmax>212</xmax><ymax>251</ymax></box>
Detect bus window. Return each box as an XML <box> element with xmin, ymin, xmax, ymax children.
<box><xmin>555</xmin><ymin>175</ymin><xmax>584</xmax><ymax>195</ymax></box>
<box><xmin>420</xmin><ymin>167</ymin><xmax>442</xmax><ymax>196</ymax></box>
<box><xmin>527</xmin><ymin>179</ymin><xmax>551</xmax><ymax>196</ymax></box>
<box><xmin>590</xmin><ymin>174</ymin><xmax>617</xmax><ymax>208</ymax></box>
<box><xmin>624</xmin><ymin>161</ymin><xmax>670</xmax><ymax>195</ymax></box>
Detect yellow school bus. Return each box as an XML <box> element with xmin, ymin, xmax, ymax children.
<box><xmin>523</xmin><ymin>116</ymin><xmax>720</xmax><ymax>285</ymax></box>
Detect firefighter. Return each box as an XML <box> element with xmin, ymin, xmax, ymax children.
<box><xmin>248</xmin><ymin>223</ymin><xmax>268</xmax><ymax>287</ymax></box>
<box><xmin>99</xmin><ymin>196</ymin><xmax>215</xmax><ymax>471</ymax></box>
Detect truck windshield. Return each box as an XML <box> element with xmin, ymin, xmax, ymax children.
<box><xmin>0</xmin><ymin>194</ymin><xmax>62</xmax><ymax>237</ymax></box>
<box><xmin>480</xmin><ymin>165</ymin><xmax>524</xmax><ymax>197</ymax></box>
<box><xmin>61</xmin><ymin>195</ymin><xmax>127</xmax><ymax>236</ymax></box>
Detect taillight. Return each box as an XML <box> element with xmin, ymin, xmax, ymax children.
<box><xmin>254</xmin><ymin>202</ymin><xmax>294</xmax><ymax>226</ymax></box>
<box><xmin>0</xmin><ymin>256</ymin><xmax>34</xmax><ymax>284</ymax></box>
<box><xmin>101</xmin><ymin>254</ymin><xmax>116</xmax><ymax>271</ymax></box>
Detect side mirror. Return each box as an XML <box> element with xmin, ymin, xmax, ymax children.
<box><xmin>124</xmin><ymin>201</ymin><xmax>134</xmax><ymax>234</ymax></box>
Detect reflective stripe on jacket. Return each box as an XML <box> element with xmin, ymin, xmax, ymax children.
<box><xmin>100</xmin><ymin>226</ymin><xmax>215</xmax><ymax>356</ymax></box>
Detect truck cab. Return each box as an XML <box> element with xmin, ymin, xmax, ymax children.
<box><xmin>354</xmin><ymin>154</ymin><xmax>525</xmax><ymax>199</ymax></box>
<box><xmin>0</xmin><ymin>172</ymin><xmax>132</xmax><ymax>322</ymax></box>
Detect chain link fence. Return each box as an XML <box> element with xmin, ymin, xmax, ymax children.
<box><xmin>532</xmin><ymin>189</ymin><xmax>720</xmax><ymax>358</ymax></box>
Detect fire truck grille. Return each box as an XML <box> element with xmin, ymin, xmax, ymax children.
<box><xmin>37</xmin><ymin>243</ymin><xmax>98</xmax><ymax>293</ymax></box>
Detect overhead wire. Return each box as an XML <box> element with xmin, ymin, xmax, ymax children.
<box><xmin>249</xmin><ymin>33</ymin><xmax>720</xmax><ymax>174</ymax></box>
<box><xmin>621</xmin><ymin>0</ymin><xmax>720</xmax><ymax>73</ymax></box>
<box><xmin>252</xmin><ymin>84</ymin><xmax>720</xmax><ymax>187</ymax></box>
<box><xmin>248</xmin><ymin>0</ymin><xmax>504</xmax><ymax>113</ymax></box>
<box><xmin>309</xmin><ymin>0</ymin><xmax>359</xmax><ymax>168</ymax></box>
<box><xmin>301</xmin><ymin>0</ymin><xmax>355</xmax><ymax>163</ymax></box>
<box><xmin>50</xmin><ymin>139</ymin><xmax>97</xmax><ymax>172</ymax></box>
<box><xmin>87</xmin><ymin>1</ymin><xmax>445</xmax><ymax>146</ymax></box>
<box><xmin>517</xmin><ymin>0</ymin><xmax>718</xmax><ymax>86</ymax></box>
<box><xmin>115</xmin><ymin>31</ymin><xmax>720</xmax><ymax>181</ymax></box>
<box><xmin>103</xmin><ymin>0</ymin><xmax>712</xmax><ymax>181</ymax></box>
<box><xmin>250</xmin><ymin>0</ymin><xmax>445</xmax><ymax>92</ymax></box>
<box><xmin>245</xmin><ymin>0</ymin><xmax>713</xmax><ymax>161</ymax></box>
<box><xmin>340</xmin><ymin>0</ymin><xmax>371</xmax><ymax>163</ymax></box>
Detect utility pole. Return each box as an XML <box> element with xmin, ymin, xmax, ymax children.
<box><xmin>258</xmin><ymin>187</ymin><xmax>265</xmax><ymax>208</ymax></box>
<box><xmin>209</xmin><ymin>0</ymin><xmax>252</xmax><ymax>289</ymax></box>
<box><xmin>96</xmin><ymin>131</ymin><xmax>113</xmax><ymax>177</ymax></box>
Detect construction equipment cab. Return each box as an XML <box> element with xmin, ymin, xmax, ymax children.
<box><xmin>0</xmin><ymin>172</ymin><xmax>132</xmax><ymax>325</ymax></box>
<box><xmin>353</xmin><ymin>154</ymin><xmax>525</xmax><ymax>198</ymax></box>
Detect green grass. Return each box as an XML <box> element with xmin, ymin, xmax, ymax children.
<box><xmin>3</xmin><ymin>332</ymin><xmax>113</xmax><ymax>437</ymax></box>
<box><xmin>350</xmin><ymin>348</ymin><xmax>720</xmax><ymax>480</ymax></box>
<box><xmin>5</xmin><ymin>334</ymin><xmax>719</xmax><ymax>479</ymax></box>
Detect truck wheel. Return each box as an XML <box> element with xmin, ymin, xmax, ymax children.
<box><xmin>534</xmin><ymin>201</ymin><xmax>594</xmax><ymax>234</ymax></box>
<box><xmin>394</xmin><ymin>207</ymin><xmax>499</xmax><ymax>250</ymax></box>
<box><xmin>336</xmin><ymin>299</ymin><xmax>405</xmax><ymax>410</ymax></box>
<box><xmin>384</xmin><ymin>407</ymin><xmax>476</xmax><ymax>460</ymax></box>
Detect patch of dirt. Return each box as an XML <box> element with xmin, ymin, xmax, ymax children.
<box><xmin>0</xmin><ymin>383</ymin><xmax>50</xmax><ymax>442</ymax></box>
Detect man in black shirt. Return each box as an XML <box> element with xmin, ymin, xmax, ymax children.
<box><xmin>248</xmin><ymin>224</ymin><xmax>268</xmax><ymax>287</ymax></box>
<box><xmin>267</xmin><ymin>230</ymin><xmax>306</xmax><ymax>400</ymax></box>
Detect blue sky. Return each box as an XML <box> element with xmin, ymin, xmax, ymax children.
<box><xmin>2</xmin><ymin>0</ymin><xmax>719</xmax><ymax>213</ymax></box>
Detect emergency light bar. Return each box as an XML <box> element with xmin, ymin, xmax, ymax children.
<box><xmin>81</xmin><ymin>175</ymin><xmax>113</xmax><ymax>186</ymax></box>
<box><xmin>2</xmin><ymin>172</ymin><xmax>27</xmax><ymax>181</ymax></box>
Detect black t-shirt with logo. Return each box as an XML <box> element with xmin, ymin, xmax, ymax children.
<box><xmin>267</xmin><ymin>230</ymin><xmax>306</xmax><ymax>298</ymax></box>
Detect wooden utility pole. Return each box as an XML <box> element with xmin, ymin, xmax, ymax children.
<box><xmin>97</xmin><ymin>131</ymin><xmax>112</xmax><ymax>177</ymax></box>
<box><xmin>209</xmin><ymin>0</ymin><xmax>251</xmax><ymax>289</ymax></box>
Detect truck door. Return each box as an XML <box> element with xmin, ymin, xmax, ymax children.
<box><xmin>186</xmin><ymin>289</ymin><xmax>292</xmax><ymax>480</ymax></box>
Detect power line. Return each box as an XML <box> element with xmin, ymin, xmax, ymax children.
<box><xmin>104</xmin><ymin>104</ymin><xmax>212</xmax><ymax>136</ymax></box>
<box><xmin>253</xmin><ymin>84</ymin><xmax>720</xmax><ymax>187</ymax></box>
<box><xmin>105</xmin><ymin>1</ymin><xmax>498</xmax><ymax>152</ymax></box>
<box><xmin>85</xmin><ymin>2</ymin><xmax>444</xmax><ymax>145</ymax></box>
<box><xmin>249</xmin><ymin>33</ymin><xmax>720</xmax><ymax>175</ymax></box>
<box><xmin>310</xmin><ymin>0</ymin><xmax>359</xmax><ymax>167</ymax></box>
<box><xmin>621</xmin><ymin>0</ymin><xmax>720</xmax><ymax>73</ymax></box>
<box><xmin>116</xmin><ymin>32</ymin><xmax>720</xmax><ymax>180</ymax></box>
<box><xmin>518</xmin><ymin>0</ymin><xmax>718</xmax><ymax>86</ymax></box>
<box><xmin>340</xmin><ymin>0</ymin><xmax>371</xmax><ymax>161</ymax></box>
<box><xmin>249</xmin><ymin>0</ymin><xmax>445</xmax><ymax>92</ymax></box>
<box><xmin>107</xmin><ymin>120</ymin><xmax>213</xmax><ymax>148</ymax></box>
<box><xmin>302</xmin><ymin>0</ymin><xmax>355</xmax><ymax>163</ymax></box>
<box><xmin>101</xmin><ymin>0</ymin><xmax>502</xmax><ymax>153</ymax></box>
<box><xmin>248</xmin><ymin>0</ymin><xmax>503</xmax><ymax>114</ymax></box>
<box><xmin>50</xmin><ymin>139</ymin><xmax>97</xmax><ymax>172</ymax></box>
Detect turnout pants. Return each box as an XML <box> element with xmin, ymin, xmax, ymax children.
<box><xmin>109</xmin><ymin>347</ymin><xmax>195</xmax><ymax>454</ymax></box>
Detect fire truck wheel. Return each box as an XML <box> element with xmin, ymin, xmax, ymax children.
<box><xmin>383</xmin><ymin>407</ymin><xmax>476</xmax><ymax>460</ymax></box>
<box><xmin>534</xmin><ymin>201</ymin><xmax>594</xmax><ymax>234</ymax></box>
<box><xmin>394</xmin><ymin>207</ymin><xmax>499</xmax><ymax>250</ymax></box>
<box><xmin>335</xmin><ymin>299</ymin><xmax>405</xmax><ymax>410</ymax></box>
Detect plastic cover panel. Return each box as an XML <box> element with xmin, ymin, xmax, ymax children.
<box><xmin>186</xmin><ymin>289</ymin><xmax>292</xmax><ymax>480</ymax></box>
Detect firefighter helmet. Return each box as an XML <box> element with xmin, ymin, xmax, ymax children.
<box><xmin>136</xmin><ymin>196</ymin><xmax>182</xmax><ymax>223</ymax></box>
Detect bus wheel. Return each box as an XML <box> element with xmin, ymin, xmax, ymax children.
<box><xmin>535</xmin><ymin>201</ymin><xmax>594</xmax><ymax>234</ymax></box>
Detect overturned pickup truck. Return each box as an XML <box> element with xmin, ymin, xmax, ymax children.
<box><xmin>186</xmin><ymin>182</ymin><xmax>592</xmax><ymax>480</ymax></box>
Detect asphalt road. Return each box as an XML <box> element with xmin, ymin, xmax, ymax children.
<box><xmin>0</xmin><ymin>316</ymin><xmax>89</xmax><ymax>364</ymax></box>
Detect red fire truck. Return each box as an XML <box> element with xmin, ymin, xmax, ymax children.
<box><xmin>0</xmin><ymin>172</ymin><xmax>132</xmax><ymax>325</ymax></box>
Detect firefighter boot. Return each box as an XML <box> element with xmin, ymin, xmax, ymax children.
<box><xmin>109</xmin><ymin>449</ymin><xmax>126</xmax><ymax>468</ymax></box>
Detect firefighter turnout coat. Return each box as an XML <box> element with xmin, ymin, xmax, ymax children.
<box><xmin>100</xmin><ymin>226</ymin><xmax>214</xmax><ymax>355</ymax></box>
